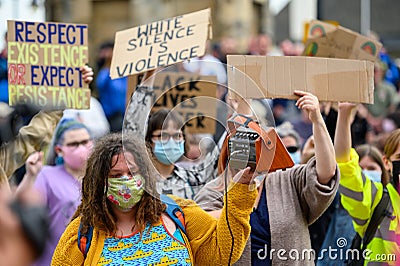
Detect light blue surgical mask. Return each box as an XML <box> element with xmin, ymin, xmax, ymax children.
<box><xmin>363</xmin><ymin>170</ymin><xmax>382</xmax><ymax>183</ymax></box>
<box><xmin>153</xmin><ymin>139</ymin><xmax>185</xmax><ymax>165</ymax></box>
<box><xmin>289</xmin><ymin>151</ymin><xmax>301</xmax><ymax>165</ymax></box>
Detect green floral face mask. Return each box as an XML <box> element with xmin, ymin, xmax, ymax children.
<box><xmin>106</xmin><ymin>174</ymin><xmax>145</xmax><ymax>212</ymax></box>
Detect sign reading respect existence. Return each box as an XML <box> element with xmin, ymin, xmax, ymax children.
<box><xmin>128</xmin><ymin>72</ymin><xmax>217</xmax><ymax>134</ymax></box>
<box><xmin>110</xmin><ymin>8</ymin><xmax>212</xmax><ymax>79</ymax></box>
<box><xmin>7</xmin><ymin>20</ymin><xmax>90</xmax><ymax>109</ymax></box>
<box><xmin>227</xmin><ymin>55</ymin><xmax>374</xmax><ymax>104</ymax></box>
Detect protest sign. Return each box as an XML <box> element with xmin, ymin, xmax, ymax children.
<box><xmin>110</xmin><ymin>8</ymin><xmax>212</xmax><ymax>79</ymax></box>
<box><xmin>302</xmin><ymin>20</ymin><xmax>382</xmax><ymax>62</ymax></box>
<box><xmin>7</xmin><ymin>20</ymin><xmax>90</xmax><ymax>109</ymax></box>
<box><xmin>227</xmin><ymin>55</ymin><xmax>374</xmax><ymax>104</ymax></box>
<box><xmin>127</xmin><ymin>72</ymin><xmax>218</xmax><ymax>134</ymax></box>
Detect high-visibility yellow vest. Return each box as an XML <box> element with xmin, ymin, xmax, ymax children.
<box><xmin>338</xmin><ymin>149</ymin><xmax>400</xmax><ymax>265</ymax></box>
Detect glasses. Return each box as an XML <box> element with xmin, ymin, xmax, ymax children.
<box><xmin>152</xmin><ymin>132</ymin><xmax>184</xmax><ymax>143</ymax></box>
<box><xmin>286</xmin><ymin>146</ymin><xmax>299</xmax><ymax>153</ymax></box>
<box><xmin>64</xmin><ymin>139</ymin><xmax>92</xmax><ymax>149</ymax></box>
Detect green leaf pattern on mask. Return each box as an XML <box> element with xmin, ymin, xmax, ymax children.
<box><xmin>106</xmin><ymin>175</ymin><xmax>145</xmax><ymax>211</ymax></box>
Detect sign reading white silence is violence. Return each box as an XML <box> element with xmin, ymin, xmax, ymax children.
<box><xmin>110</xmin><ymin>8</ymin><xmax>212</xmax><ymax>79</ymax></box>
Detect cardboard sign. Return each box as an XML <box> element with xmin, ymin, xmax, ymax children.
<box><xmin>7</xmin><ymin>20</ymin><xmax>90</xmax><ymax>109</ymax></box>
<box><xmin>111</xmin><ymin>8</ymin><xmax>212</xmax><ymax>79</ymax></box>
<box><xmin>227</xmin><ymin>55</ymin><xmax>374</xmax><ymax>104</ymax></box>
<box><xmin>302</xmin><ymin>20</ymin><xmax>382</xmax><ymax>62</ymax></box>
<box><xmin>128</xmin><ymin>72</ymin><xmax>218</xmax><ymax>134</ymax></box>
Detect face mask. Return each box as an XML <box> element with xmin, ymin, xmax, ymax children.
<box><xmin>153</xmin><ymin>139</ymin><xmax>184</xmax><ymax>165</ymax></box>
<box><xmin>61</xmin><ymin>144</ymin><xmax>91</xmax><ymax>170</ymax></box>
<box><xmin>289</xmin><ymin>151</ymin><xmax>301</xmax><ymax>165</ymax></box>
<box><xmin>363</xmin><ymin>170</ymin><xmax>382</xmax><ymax>183</ymax></box>
<box><xmin>107</xmin><ymin>175</ymin><xmax>145</xmax><ymax>212</ymax></box>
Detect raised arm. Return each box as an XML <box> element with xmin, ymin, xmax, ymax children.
<box><xmin>14</xmin><ymin>151</ymin><xmax>43</xmax><ymax>197</ymax></box>
<box><xmin>294</xmin><ymin>90</ymin><xmax>336</xmax><ymax>184</ymax></box>
<box><xmin>123</xmin><ymin>70</ymin><xmax>156</xmax><ymax>136</ymax></box>
<box><xmin>176</xmin><ymin>167</ymin><xmax>257</xmax><ymax>265</ymax></box>
<box><xmin>334</xmin><ymin>102</ymin><xmax>357</xmax><ymax>163</ymax></box>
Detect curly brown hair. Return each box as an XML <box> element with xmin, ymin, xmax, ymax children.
<box><xmin>72</xmin><ymin>133</ymin><xmax>166</xmax><ymax>235</ymax></box>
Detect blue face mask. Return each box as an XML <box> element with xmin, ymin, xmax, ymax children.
<box><xmin>289</xmin><ymin>151</ymin><xmax>301</xmax><ymax>165</ymax></box>
<box><xmin>363</xmin><ymin>170</ymin><xmax>382</xmax><ymax>183</ymax></box>
<box><xmin>153</xmin><ymin>139</ymin><xmax>185</xmax><ymax>165</ymax></box>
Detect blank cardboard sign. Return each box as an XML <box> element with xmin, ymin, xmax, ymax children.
<box><xmin>227</xmin><ymin>55</ymin><xmax>374</xmax><ymax>104</ymax></box>
<box><xmin>110</xmin><ymin>8</ymin><xmax>212</xmax><ymax>79</ymax></box>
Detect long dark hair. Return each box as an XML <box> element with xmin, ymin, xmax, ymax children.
<box><xmin>356</xmin><ymin>144</ymin><xmax>390</xmax><ymax>185</ymax></box>
<box><xmin>72</xmin><ymin>133</ymin><xmax>165</xmax><ymax>234</ymax></box>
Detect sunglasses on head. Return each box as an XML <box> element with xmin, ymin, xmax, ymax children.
<box><xmin>286</xmin><ymin>146</ymin><xmax>299</xmax><ymax>153</ymax></box>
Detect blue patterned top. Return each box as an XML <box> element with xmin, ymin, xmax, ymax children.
<box><xmin>97</xmin><ymin>221</ymin><xmax>191</xmax><ymax>265</ymax></box>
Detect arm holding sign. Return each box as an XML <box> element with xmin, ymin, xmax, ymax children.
<box><xmin>123</xmin><ymin>69</ymin><xmax>156</xmax><ymax>136</ymax></box>
<box><xmin>0</xmin><ymin>65</ymin><xmax>93</xmax><ymax>191</ymax></box>
<box><xmin>294</xmin><ymin>90</ymin><xmax>336</xmax><ymax>185</ymax></box>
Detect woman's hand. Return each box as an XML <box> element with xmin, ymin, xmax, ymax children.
<box><xmin>25</xmin><ymin>151</ymin><xmax>43</xmax><ymax>180</ymax></box>
<box><xmin>15</xmin><ymin>152</ymin><xmax>43</xmax><ymax>197</ymax></box>
<box><xmin>80</xmin><ymin>65</ymin><xmax>94</xmax><ymax>84</ymax></box>
<box><xmin>294</xmin><ymin>90</ymin><xmax>323</xmax><ymax>123</ymax></box>
<box><xmin>232</xmin><ymin>167</ymin><xmax>254</xmax><ymax>185</ymax></box>
<box><xmin>338</xmin><ymin>102</ymin><xmax>357</xmax><ymax>114</ymax></box>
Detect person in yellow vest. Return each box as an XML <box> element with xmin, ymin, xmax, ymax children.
<box><xmin>334</xmin><ymin>102</ymin><xmax>400</xmax><ymax>265</ymax></box>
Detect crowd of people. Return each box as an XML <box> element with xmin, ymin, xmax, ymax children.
<box><xmin>0</xmin><ymin>29</ymin><xmax>399</xmax><ymax>266</ymax></box>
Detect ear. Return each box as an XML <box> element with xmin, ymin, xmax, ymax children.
<box><xmin>55</xmin><ymin>145</ymin><xmax>62</xmax><ymax>155</ymax></box>
<box><xmin>382</xmin><ymin>155</ymin><xmax>391</xmax><ymax>171</ymax></box>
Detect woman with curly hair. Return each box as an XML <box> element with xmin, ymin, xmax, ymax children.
<box><xmin>51</xmin><ymin>133</ymin><xmax>257</xmax><ymax>265</ymax></box>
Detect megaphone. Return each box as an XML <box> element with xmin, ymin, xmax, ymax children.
<box><xmin>218</xmin><ymin>114</ymin><xmax>294</xmax><ymax>174</ymax></box>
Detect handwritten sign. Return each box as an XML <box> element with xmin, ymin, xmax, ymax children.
<box><xmin>111</xmin><ymin>8</ymin><xmax>212</xmax><ymax>79</ymax></box>
<box><xmin>128</xmin><ymin>72</ymin><xmax>217</xmax><ymax>134</ymax></box>
<box><xmin>7</xmin><ymin>20</ymin><xmax>90</xmax><ymax>109</ymax></box>
<box><xmin>303</xmin><ymin>20</ymin><xmax>382</xmax><ymax>62</ymax></box>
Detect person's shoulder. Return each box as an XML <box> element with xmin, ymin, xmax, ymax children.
<box><xmin>41</xmin><ymin>165</ymin><xmax>66</xmax><ymax>174</ymax></box>
<box><xmin>173</xmin><ymin>165</ymin><xmax>199</xmax><ymax>179</ymax></box>
<box><xmin>36</xmin><ymin>165</ymin><xmax>58</xmax><ymax>176</ymax></box>
<box><xmin>69</xmin><ymin>216</ymin><xmax>82</xmax><ymax>228</ymax></box>
<box><xmin>267</xmin><ymin>164</ymin><xmax>304</xmax><ymax>177</ymax></box>
<box><xmin>265</xmin><ymin>164</ymin><xmax>312</xmax><ymax>187</ymax></box>
<box><xmin>58</xmin><ymin>216</ymin><xmax>82</xmax><ymax>240</ymax></box>
<box><xmin>166</xmin><ymin>194</ymin><xmax>196</xmax><ymax>209</ymax></box>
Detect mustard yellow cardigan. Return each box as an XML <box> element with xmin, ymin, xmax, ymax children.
<box><xmin>51</xmin><ymin>182</ymin><xmax>257</xmax><ymax>266</ymax></box>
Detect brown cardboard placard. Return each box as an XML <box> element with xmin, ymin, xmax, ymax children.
<box><xmin>302</xmin><ymin>20</ymin><xmax>382</xmax><ymax>62</ymax></box>
<box><xmin>7</xmin><ymin>20</ymin><xmax>90</xmax><ymax>109</ymax></box>
<box><xmin>110</xmin><ymin>9</ymin><xmax>212</xmax><ymax>79</ymax></box>
<box><xmin>127</xmin><ymin>72</ymin><xmax>218</xmax><ymax>134</ymax></box>
<box><xmin>227</xmin><ymin>55</ymin><xmax>374</xmax><ymax>104</ymax></box>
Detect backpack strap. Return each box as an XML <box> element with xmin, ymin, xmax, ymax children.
<box><xmin>78</xmin><ymin>222</ymin><xmax>93</xmax><ymax>258</ymax></box>
<box><xmin>160</xmin><ymin>194</ymin><xmax>187</xmax><ymax>235</ymax></box>
<box><xmin>348</xmin><ymin>179</ymin><xmax>391</xmax><ymax>265</ymax></box>
<box><xmin>361</xmin><ymin>185</ymin><xmax>390</xmax><ymax>248</ymax></box>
